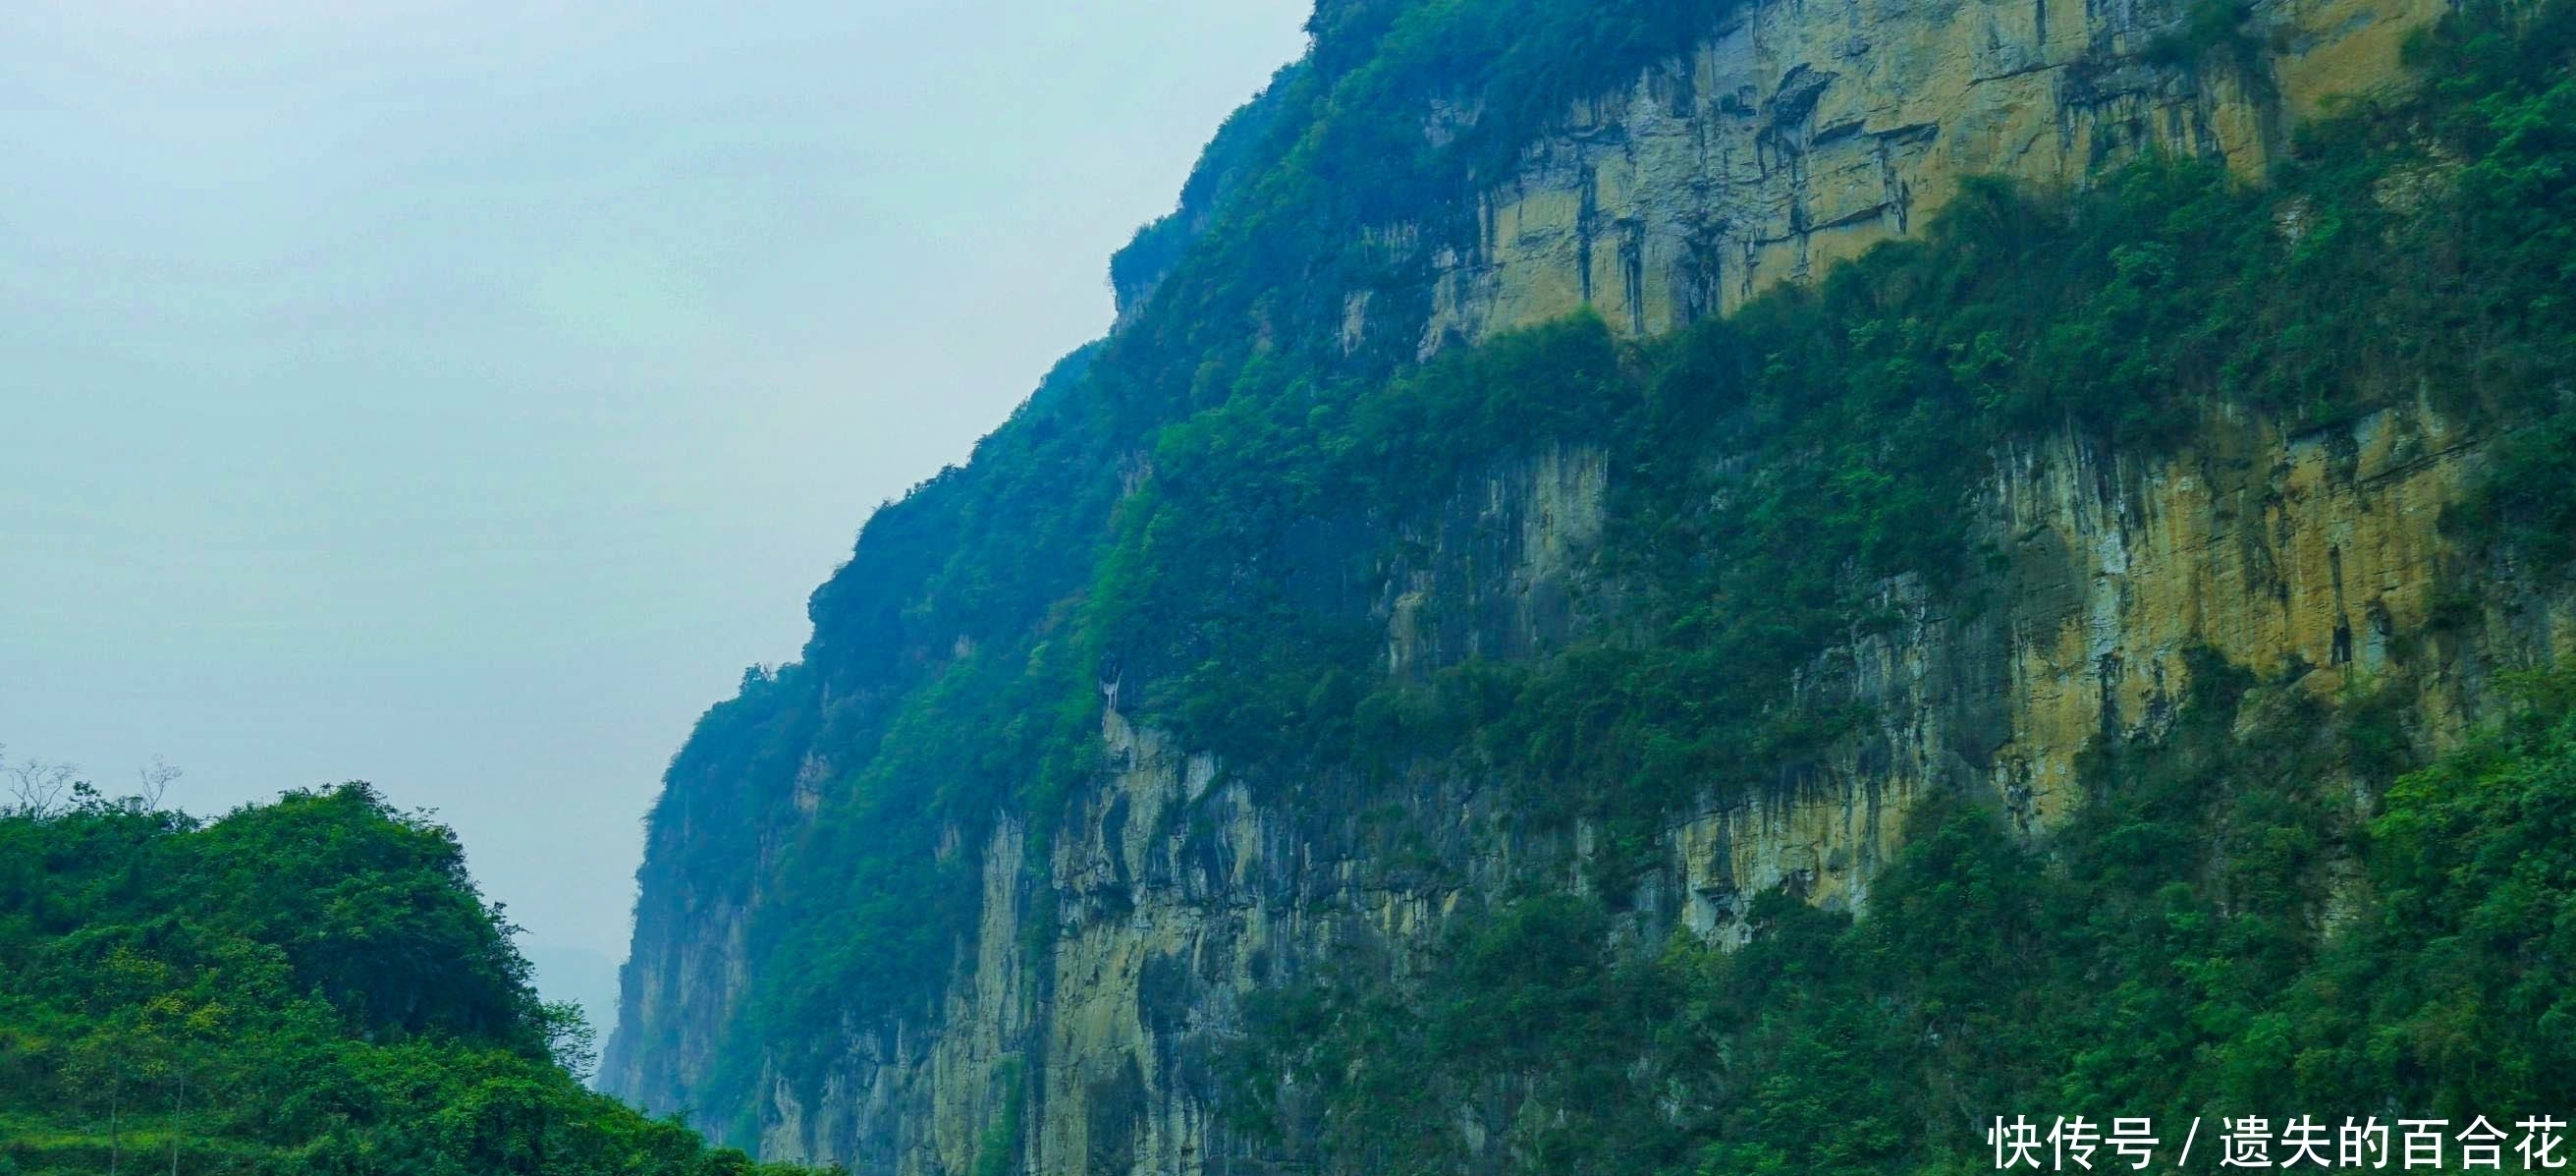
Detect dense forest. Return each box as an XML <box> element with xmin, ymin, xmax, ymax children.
<box><xmin>0</xmin><ymin>775</ymin><xmax>822</xmax><ymax>1175</ymax></box>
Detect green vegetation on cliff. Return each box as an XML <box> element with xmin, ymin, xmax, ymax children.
<box><xmin>0</xmin><ymin>782</ymin><xmax>815</xmax><ymax>1176</ymax></box>
<box><xmin>615</xmin><ymin>0</ymin><xmax>2576</xmax><ymax>1162</ymax></box>
<box><xmin>1227</xmin><ymin>659</ymin><xmax>2576</xmax><ymax>1173</ymax></box>
<box><xmin>1094</xmin><ymin>0</ymin><xmax>2576</xmax><ymax>904</ymax></box>
<box><xmin>1205</xmin><ymin>3</ymin><xmax>2576</xmax><ymax>1166</ymax></box>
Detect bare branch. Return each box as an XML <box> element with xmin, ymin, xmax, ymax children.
<box><xmin>137</xmin><ymin>756</ymin><xmax>182</xmax><ymax>811</ymax></box>
<box><xmin>5</xmin><ymin>752</ymin><xmax>79</xmax><ymax>817</ymax></box>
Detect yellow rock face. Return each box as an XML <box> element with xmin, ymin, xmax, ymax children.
<box><xmin>1665</xmin><ymin>402</ymin><xmax>2519</xmax><ymax>944</ymax></box>
<box><xmin>1414</xmin><ymin>0</ymin><xmax>2442</xmax><ymax>351</ymax></box>
<box><xmin>1989</xmin><ymin>405</ymin><xmax>2478</xmax><ymax>825</ymax></box>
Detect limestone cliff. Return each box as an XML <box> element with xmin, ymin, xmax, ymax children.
<box><xmin>678</xmin><ymin>406</ymin><xmax>2561</xmax><ymax>1173</ymax></box>
<box><xmin>601</xmin><ymin>0</ymin><xmax>2576</xmax><ymax>1171</ymax></box>
<box><xmin>1411</xmin><ymin>0</ymin><xmax>2440</xmax><ymax>348</ymax></box>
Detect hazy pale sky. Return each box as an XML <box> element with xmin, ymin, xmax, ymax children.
<box><xmin>1</xmin><ymin>0</ymin><xmax>1311</xmax><ymax>1030</ymax></box>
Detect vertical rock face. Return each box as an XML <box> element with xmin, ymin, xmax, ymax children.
<box><xmin>753</xmin><ymin>812</ymin><xmax>1031</xmax><ymax>1173</ymax></box>
<box><xmin>601</xmin><ymin>0</ymin><xmax>2543</xmax><ymax>1171</ymax></box>
<box><xmin>1412</xmin><ymin>0</ymin><xmax>2439</xmax><ymax>350</ymax></box>
<box><xmin>660</xmin><ymin>405</ymin><xmax>2568</xmax><ymax>1175</ymax></box>
<box><xmin>1671</xmin><ymin>403</ymin><xmax>2573</xmax><ymax>950</ymax></box>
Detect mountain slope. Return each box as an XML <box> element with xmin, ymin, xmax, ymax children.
<box><xmin>606</xmin><ymin>0</ymin><xmax>2576</xmax><ymax>1171</ymax></box>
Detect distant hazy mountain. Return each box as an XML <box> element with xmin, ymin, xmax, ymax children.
<box><xmin>524</xmin><ymin>941</ymin><xmax>624</xmax><ymax>1067</ymax></box>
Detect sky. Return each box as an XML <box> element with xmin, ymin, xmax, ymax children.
<box><xmin>0</xmin><ymin>0</ymin><xmax>1314</xmax><ymax>1036</ymax></box>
